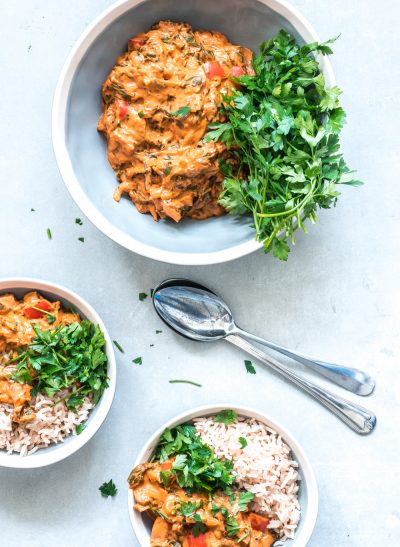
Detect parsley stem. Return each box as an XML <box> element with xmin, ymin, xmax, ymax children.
<box><xmin>237</xmin><ymin>531</ymin><xmax>251</xmax><ymax>543</ymax></box>
<box><xmin>169</xmin><ymin>379</ymin><xmax>202</xmax><ymax>387</ymax></box>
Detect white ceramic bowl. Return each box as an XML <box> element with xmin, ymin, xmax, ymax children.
<box><xmin>127</xmin><ymin>404</ymin><xmax>318</xmax><ymax>547</ymax></box>
<box><xmin>53</xmin><ymin>0</ymin><xmax>335</xmax><ymax>265</ymax></box>
<box><xmin>0</xmin><ymin>278</ymin><xmax>116</xmax><ymax>468</ymax></box>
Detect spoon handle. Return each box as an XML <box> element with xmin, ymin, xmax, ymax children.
<box><xmin>227</xmin><ymin>335</ymin><xmax>376</xmax><ymax>435</ymax></box>
<box><xmin>234</xmin><ymin>327</ymin><xmax>375</xmax><ymax>396</ymax></box>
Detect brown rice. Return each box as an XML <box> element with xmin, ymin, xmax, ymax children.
<box><xmin>0</xmin><ymin>390</ymin><xmax>93</xmax><ymax>456</ymax></box>
<box><xmin>193</xmin><ymin>415</ymin><xmax>301</xmax><ymax>541</ymax></box>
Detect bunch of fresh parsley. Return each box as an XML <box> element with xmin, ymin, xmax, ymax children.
<box><xmin>12</xmin><ymin>321</ymin><xmax>109</xmax><ymax>410</ymax></box>
<box><xmin>154</xmin><ymin>424</ymin><xmax>235</xmax><ymax>492</ymax></box>
<box><xmin>205</xmin><ymin>30</ymin><xmax>362</xmax><ymax>260</ymax></box>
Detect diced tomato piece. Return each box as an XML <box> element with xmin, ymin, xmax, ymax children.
<box><xmin>24</xmin><ymin>301</ymin><xmax>52</xmax><ymax>319</ymax></box>
<box><xmin>160</xmin><ymin>460</ymin><xmax>173</xmax><ymax>471</ymax></box>
<box><xmin>203</xmin><ymin>61</ymin><xmax>225</xmax><ymax>79</ymax></box>
<box><xmin>230</xmin><ymin>66</ymin><xmax>245</xmax><ymax>77</ymax></box>
<box><xmin>187</xmin><ymin>532</ymin><xmax>208</xmax><ymax>547</ymax></box>
<box><xmin>116</xmin><ymin>99</ymin><xmax>128</xmax><ymax>119</ymax></box>
<box><xmin>249</xmin><ymin>513</ymin><xmax>269</xmax><ymax>532</ymax></box>
<box><xmin>128</xmin><ymin>38</ymin><xmax>146</xmax><ymax>49</ymax></box>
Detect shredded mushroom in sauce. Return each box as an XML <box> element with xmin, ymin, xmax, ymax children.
<box><xmin>98</xmin><ymin>21</ymin><xmax>254</xmax><ymax>222</ymax></box>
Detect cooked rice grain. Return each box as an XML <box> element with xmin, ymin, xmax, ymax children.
<box><xmin>194</xmin><ymin>416</ymin><xmax>301</xmax><ymax>540</ymax></box>
<box><xmin>0</xmin><ymin>391</ymin><xmax>93</xmax><ymax>456</ymax></box>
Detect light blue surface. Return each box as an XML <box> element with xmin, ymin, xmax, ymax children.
<box><xmin>0</xmin><ymin>1</ymin><xmax>400</xmax><ymax>546</ymax></box>
<box><xmin>66</xmin><ymin>0</ymin><xmax>304</xmax><ymax>254</ymax></box>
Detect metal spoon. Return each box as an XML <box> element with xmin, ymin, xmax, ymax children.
<box><xmin>153</xmin><ymin>279</ymin><xmax>375</xmax><ymax>395</ymax></box>
<box><xmin>153</xmin><ymin>279</ymin><xmax>376</xmax><ymax>435</ymax></box>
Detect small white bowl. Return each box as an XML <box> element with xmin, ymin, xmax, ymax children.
<box><xmin>53</xmin><ymin>0</ymin><xmax>335</xmax><ymax>265</ymax></box>
<box><xmin>0</xmin><ymin>278</ymin><xmax>116</xmax><ymax>468</ymax></box>
<box><xmin>128</xmin><ymin>404</ymin><xmax>318</xmax><ymax>547</ymax></box>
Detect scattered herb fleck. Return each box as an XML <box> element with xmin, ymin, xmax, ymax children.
<box><xmin>138</xmin><ymin>110</ymin><xmax>144</xmax><ymax>118</ymax></box>
<box><xmin>76</xmin><ymin>423</ymin><xmax>86</xmax><ymax>435</ymax></box>
<box><xmin>171</xmin><ymin>106</ymin><xmax>191</xmax><ymax>119</ymax></box>
<box><xmin>30</xmin><ymin>208</ymin><xmax>35</xmax><ymax>212</ymax></box>
<box><xmin>99</xmin><ymin>479</ymin><xmax>117</xmax><ymax>497</ymax></box>
<box><xmin>238</xmin><ymin>436</ymin><xmax>248</xmax><ymax>449</ymax></box>
<box><xmin>244</xmin><ymin>360</ymin><xmax>256</xmax><ymax>374</ymax></box>
<box><xmin>132</xmin><ymin>357</ymin><xmax>142</xmax><ymax>365</ymax></box>
<box><xmin>156</xmin><ymin>330</ymin><xmax>162</xmax><ymax>334</ymax></box>
<box><xmin>75</xmin><ymin>218</ymin><xmax>83</xmax><ymax>225</ymax></box>
<box><xmin>139</xmin><ymin>292</ymin><xmax>148</xmax><ymax>301</ymax></box>
<box><xmin>78</xmin><ymin>237</ymin><xmax>84</xmax><ymax>243</ymax></box>
<box><xmin>46</xmin><ymin>228</ymin><xmax>52</xmax><ymax>240</ymax></box>
<box><xmin>169</xmin><ymin>379</ymin><xmax>202</xmax><ymax>387</ymax></box>
<box><xmin>214</xmin><ymin>409</ymin><xmax>237</xmax><ymax>425</ymax></box>
<box><xmin>113</xmin><ymin>340</ymin><xmax>124</xmax><ymax>353</ymax></box>
<box><xmin>164</xmin><ymin>166</ymin><xmax>172</xmax><ymax>176</ymax></box>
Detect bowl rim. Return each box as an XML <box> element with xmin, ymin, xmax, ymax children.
<box><xmin>127</xmin><ymin>403</ymin><xmax>318</xmax><ymax>547</ymax></box>
<box><xmin>0</xmin><ymin>277</ymin><xmax>117</xmax><ymax>469</ymax></box>
<box><xmin>52</xmin><ymin>0</ymin><xmax>336</xmax><ymax>265</ymax></box>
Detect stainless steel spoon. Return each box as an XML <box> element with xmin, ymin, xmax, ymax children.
<box><xmin>153</xmin><ymin>279</ymin><xmax>375</xmax><ymax>395</ymax></box>
<box><xmin>153</xmin><ymin>279</ymin><xmax>377</xmax><ymax>435</ymax></box>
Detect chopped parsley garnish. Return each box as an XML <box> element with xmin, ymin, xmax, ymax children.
<box><xmin>76</xmin><ymin>423</ymin><xmax>86</xmax><ymax>435</ymax></box>
<box><xmin>205</xmin><ymin>30</ymin><xmax>361</xmax><ymax>261</ymax></box>
<box><xmin>214</xmin><ymin>409</ymin><xmax>237</xmax><ymax>425</ymax></box>
<box><xmin>162</xmin><ymin>36</ymin><xmax>169</xmax><ymax>43</ymax></box>
<box><xmin>99</xmin><ymin>479</ymin><xmax>117</xmax><ymax>497</ymax></box>
<box><xmin>154</xmin><ymin>425</ymin><xmax>235</xmax><ymax>492</ymax></box>
<box><xmin>192</xmin><ymin>515</ymin><xmax>207</xmax><ymax>537</ymax></box>
<box><xmin>12</xmin><ymin>321</ymin><xmax>108</xmax><ymax>409</ymax></box>
<box><xmin>237</xmin><ymin>531</ymin><xmax>251</xmax><ymax>543</ymax></box>
<box><xmin>132</xmin><ymin>356</ymin><xmax>142</xmax><ymax>365</ymax></box>
<box><xmin>78</xmin><ymin>237</ymin><xmax>84</xmax><ymax>243</ymax></box>
<box><xmin>225</xmin><ymin>515</ymin><xmax>240</xmax><ymax>537</ymax></box>
<box><xmin>46</xmin><ymin>314</ymin><xmax>56</xmax><ymax>324</ymax></box>
<box><xmin>211</xmin><ymin>504</ymin><xmax>220</xmax><ymax>517</ymax></box>
<box><xmin>238</xmin><ymin>491</ymin><xmax>255</xmax><ymax>512</ymax></box>
<box><xmin>164</xmin><ymin>166</ymin><xmax>172</xmax><ymax>176</ymax></box>
<box><xmin>179</xmin><ymin>500</ymin><xmax>202</xmax><ymax>517</ymax></box>
<box><xmin>138</xmin><ymin>110</ymin><xmax>144</xmax><ymax>118</ymax></box>
<box><xmin>46</xmin><ymin>228</ymin><xmax>52</xmax><ymax>240</ymax></box>
<box><xmin>238</xmin><ymin>436</ymin><xmax>248</xmax><ymax>449</ymax></box>
<box><xmin>139</xmin><ymin>292</ymin><xmax>148</xmax><ymax>301</ymax></box>
<box><xmin>169</xmin><ymin>379</ymin><xmax>202</xmax><ymax>387</ymax></box>
<box><xmin>171</xmin><ymin>106</ymin><xmax>191</xmax><ymax>119</ymax></box>
<box><xmin>75</xmin><ymin>218</ymin><xmax>83</xmax><ymax>225</ymax></box>
<box><xmin>113</xmin><ymin>340</ymin><xmax>124</xmax><ymax>353</ymax></box>
<box><xmin>244</xmin><ymin>360</ymin><xmax>256</xmax><ymax>374</ymax></box>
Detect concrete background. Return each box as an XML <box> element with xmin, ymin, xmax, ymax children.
<box><xmin>0</xmin><ymin>0</ymin><xmax>399</xmax><ymax>545</ymax></box>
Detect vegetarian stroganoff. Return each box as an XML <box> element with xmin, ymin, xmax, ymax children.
<box><xmin>0</xmin><ymin>292</ymin><xmax>108</xmax><ymax>455</ymax></box>
<box><xmin>129</xmin><ymin>411</ymin><xmax>300</xmax><ymax>546</ymax></box>
<box><xmin>98</xmin><ymin>21</ymin><xmax>253</xmax><ymax>222</ymax></box>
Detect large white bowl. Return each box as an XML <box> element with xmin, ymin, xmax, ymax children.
<box><xmin>127</xmin><ymin>404</ymin><xmax>318</xmax><ymax>547</ymax></box>
<box><xmin>52</xmin><ymin>0</ymin><xmax>335</xmax><ymax>266</ymax></box>
<box><xmin>0</xmin><ymin>278</ymin><xmax>116</xmax><ymax>468</ymax></box>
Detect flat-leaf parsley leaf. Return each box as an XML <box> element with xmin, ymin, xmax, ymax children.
<box><xmin>99</xmin><ymin>479</ymin><xmax>117</xmax><ymax>497</ymax></box>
